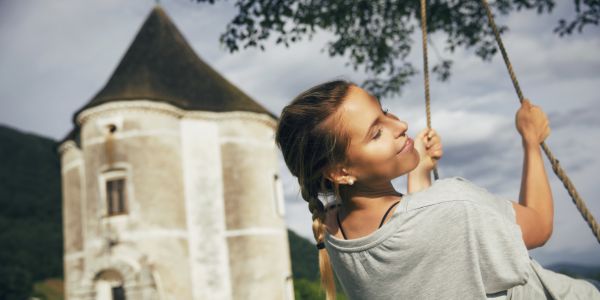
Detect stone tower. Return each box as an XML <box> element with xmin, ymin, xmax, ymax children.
<box><xmin>57</xmin><ymin>6</ymin><xmax>293</xmax><ymax>300</ymax></box>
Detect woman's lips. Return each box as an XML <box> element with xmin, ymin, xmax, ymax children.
<box><xmin>397</xmin><ymin>137</ymin><xmax>413</xmax><ymax>155</ymax></box>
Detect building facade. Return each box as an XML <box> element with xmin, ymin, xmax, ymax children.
<box><xmin>58</xmin><ymin>6</ymin><xmax>293</xmax><ymax>300</ymax></box>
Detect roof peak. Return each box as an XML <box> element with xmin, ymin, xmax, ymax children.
<box><xmin>72</xmin><ymin>6</ymin><xmax>275</xmax><ymax>123</ymax></box>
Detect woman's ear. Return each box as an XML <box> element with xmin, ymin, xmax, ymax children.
<box><xmin>324</xmin><ymin>165</ymin><xmax>356</xmax><ymax>185</ymax></box>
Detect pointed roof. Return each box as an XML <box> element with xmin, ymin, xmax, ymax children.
<box><xmin>72</xmin><ymin>6</ymin><xmax>275</xmax><ymax>122</ymax></box>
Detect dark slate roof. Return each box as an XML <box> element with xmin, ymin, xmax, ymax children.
<box><xmin>70</xmin><ymin>6</ymin><xmax>275</xmax><ymax>130</ymax></box>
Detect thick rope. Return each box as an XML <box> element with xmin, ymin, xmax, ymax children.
<box><xmin>420</xmin><ymin>0</ymin><xmax>439</xmax><ymax>180</ymax></box>
<box><xmin>481</xmin><ymin>0</ymin><xmax>600</xmax><ymax>245</ymax></box>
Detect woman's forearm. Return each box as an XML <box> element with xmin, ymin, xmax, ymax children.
<box><xmin>408</xmin><ymin>168</ymin><xmax>431</xmax><ymax>194</ymax></box>
<box><xmin>519</xmin><ymin>140</ymin><xmax>554</xmax><ymax>241</ymax></box>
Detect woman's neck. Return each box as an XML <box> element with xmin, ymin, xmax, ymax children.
<box><xmin>339</xmin><ymin>180</ymin><xmax>402</xmax><ymax>212</ymax></box>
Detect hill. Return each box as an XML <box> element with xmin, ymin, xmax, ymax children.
<box><xmin>546</xmin><ymin>263</ymin><xmax>600</xmax><ymax>280</ymax></box>
<box><xmin>0</xmin><ymin>124</ymin><xmax>63</xmax><ymax>299</ymax></box>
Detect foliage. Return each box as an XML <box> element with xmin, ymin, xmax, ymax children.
<box><xmin>31</xmin><ymin>278</ymin><xmax>64</xmax><ymax>300</ymax></box>
<box><xmin>194</xmin><ymin>0</ymin><xmax>599</xmax><ymax>98</ymax></box>
<box><xmin>0</xmin><ymin>266</ymin><xmax>33</xmax><ymax>300</ymax></box>
<box><xmin>288</xmin><ymin>229</ymin><xmax>347</xmax><ymax>298</ymax></box>
<box><xmin>288</xmin><ymin>228</ymin><xmax>320</xmax><ymax>281</ymax></box>
<box><xmin>0</xmin><ymin>125</ymin><xmax>63</xmax><ymax>283</ymax></box>
<box><xmin>294</xmin><ymin>278</ymin><xmax>348</xmax><ymax>300</ymax></box>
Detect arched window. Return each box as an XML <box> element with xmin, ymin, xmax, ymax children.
<box><xmin>106</xmin><ymin>177</ymin><xmax>126</xmax><ymax>216</ymax></box>
<box><xmin>101</xmin><ymin>169</ymin><xmax>129</xmax><ymax>217</ymax></box>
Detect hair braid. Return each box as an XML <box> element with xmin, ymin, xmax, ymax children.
<box><xmin>301</xmin><ymin>184</ymin><xmax>337</xmax><ymax>300</ymax></box>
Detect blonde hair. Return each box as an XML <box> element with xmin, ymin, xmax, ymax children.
<box><xmin>276</xmin><ymin>80</ymin><xmax>354</xmax><ymax>299</ymax></box>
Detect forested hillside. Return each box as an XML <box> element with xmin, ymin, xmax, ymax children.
<box><xmin>0</xmin><ymin>125</ymin><xmax>63</xmax><ymax>299</ymax></box>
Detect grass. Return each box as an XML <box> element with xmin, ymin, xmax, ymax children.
<box><xmin>31</xmin><ymin>278</ymin><xmax>63</xmax><ymax>300</ymax></box>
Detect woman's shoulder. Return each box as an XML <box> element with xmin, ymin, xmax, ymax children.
<box><xmin>412</xmin><ymin>176</ymin><xmax>516</xmax><ymax>221</ymax></box>
<box><xmin>407</xmin><ymin>177</ymin><xmax>502</xmax><ymax>207</ymax></box>
<box><xmin>433</xmin><ymin>175</ymin><xmax>473</xmax><ymax>188</ymax></box>
<box><xmin>405</xmin><ymin>176</ymin><xmax>476</xmax><ymax>207</ymax></box>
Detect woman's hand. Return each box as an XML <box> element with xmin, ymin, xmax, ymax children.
<box><xmin>413</xmin><ymin>128</ymin><xmax>443</xmax><ymax>172</ymax></box>
<box><xmin>407</xmin><ymin>128</ymin><xmax>443</xmax><ymax>193</ymax></box>
<box><xmin>515</xmin><ymin>99</ymin><xmax>551</xmax><ymax>147</ymax></box>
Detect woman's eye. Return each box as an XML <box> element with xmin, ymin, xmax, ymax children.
<box><xmin>373</xmin><ymin>128</ymin><xmax>382</xmax><ymax>140</ymax></box>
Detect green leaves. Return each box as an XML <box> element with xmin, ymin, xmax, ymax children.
<box><xmin>196</xmin><ymin>0</ymin><xmax>596</xmax><ymax>97</ymax></box>
<box><xmin>555</xmin><ymin>0</ymin><xmax>600</xmax><ymax>36</ymax></box>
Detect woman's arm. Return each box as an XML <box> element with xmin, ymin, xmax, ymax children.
<box><xmin>408</xmin><ymin>167</ymin><xmax>431</xmax><ymax>193</ymax></box>
<box><xmin>512</xmin><ymin>99</ymin><xmax>553</xmax><ymax>250</ymax></box>
<box><xmin>408</xmin><ymin>128</ymin><xmax>442</xmax><ymax>193</ymax></box>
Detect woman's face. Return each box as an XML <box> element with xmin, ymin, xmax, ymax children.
<box><xmin>331</xmin><ymin>85</ymin><xmax>420</xmax><ymax>185</ymax></box>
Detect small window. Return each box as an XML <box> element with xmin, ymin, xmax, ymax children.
<box><xmin>273</xmin><ymin>174</ymin><xmax>285</xmax><ymax>217</ymax></box>
<box><xmin>106</xmin><ymin>178</ymin><xmax>127</xmax><ymax>216</ymax></box>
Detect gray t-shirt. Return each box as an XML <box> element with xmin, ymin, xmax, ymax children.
<box><xmin>324</xmin><ymin>176</ymin><xmax>600</xmax><ymax>300</ymax></box>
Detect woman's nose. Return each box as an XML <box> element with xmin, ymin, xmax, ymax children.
<box><xmin>394</xmin><ymin>120</ymin><xmax>408</xmax><ymax>138</ymax></box>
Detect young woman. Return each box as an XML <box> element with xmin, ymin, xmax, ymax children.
<box><xmin>275</xmin><ymin>80</ymin><xmax>600</xmax><ymax>299</ymax></box>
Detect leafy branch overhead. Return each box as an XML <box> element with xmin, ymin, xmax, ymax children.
<box><xmin>196</xmin><ymin>0</ymin><xmax>599</xmax><ymax>98</ymax></box>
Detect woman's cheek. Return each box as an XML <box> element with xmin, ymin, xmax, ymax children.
<box><xmin>369</xmin><ymin>144</ymin><xmax>392</xmax><ymax>161</ymax></box>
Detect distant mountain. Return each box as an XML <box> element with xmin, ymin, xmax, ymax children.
<box><xmin>547</xmin><ymin>263</ymin><xmax>600</xmax><ymax>279</ymax></box>
<box><xmin>0</xmin><ymin>124</ymin><xmax>63</xmax><ymax>299</ymax></box>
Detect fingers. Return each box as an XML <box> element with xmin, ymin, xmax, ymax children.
<box><xmin>424</xmin><ymin>128</ymin><xmax>443</xmax><ymax>159</ymax></box>
<box><xmin>542</xmin><ymin>122</ymin><xmax>551</xmax><ymax>141</ymax></box>
<box><xmin>427</xmin><ymin>128</ymin><xmax>435</xmax><ymax>139</ymax></box>
<box><xmin>415</xmin><ymin>128</ymin><xmax>443</xmax><ymax>160</ymax></box>
<box><xmin>416</xmin><ymin>128</ymin><xmax>429</xmax><ymax>139</ymax></box>
<box><xmin>428</xmin><ymin>149</ymin><xmax>443</xmax><ymax>160</ymax></box>
<box><xmin>427</xmin><ymin>142</ymin><xmax>443</xmax><ymax>154</ymax></box>
<box><xmin>425</xmin><ymin>129</ymin><xmax>440</xmax><ymax>148</ymax></box>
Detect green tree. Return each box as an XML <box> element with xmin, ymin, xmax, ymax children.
<box><xmin>294</xmin><ymin>278</ymin><xmax>348</xmax><ymax>300</ymax></box>
<box><xmin>0</xmin><ymin>266</ymin><xmax>33</xmax><ymax>300</ymax></box>
<box><xmin>195</xmin><ymin>0</ymin><xmax>599</xmax><ymax>97</ymax></box>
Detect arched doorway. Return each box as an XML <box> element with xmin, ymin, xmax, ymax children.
<box><xmin>94</xmin><ymin>269</ymin><xmax>126</xmax><ymax>300</ymax></box>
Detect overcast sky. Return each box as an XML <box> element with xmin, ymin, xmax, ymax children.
<box><xmin>1</xmin><ymin>0</ymin><xmax>599</xmax><ymax>267</ymax></box>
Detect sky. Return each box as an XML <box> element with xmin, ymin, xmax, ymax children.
<box><xmin>1</xmin><ymin>0</ymin><xmax>599</xmax><ymax>267</ymax></box>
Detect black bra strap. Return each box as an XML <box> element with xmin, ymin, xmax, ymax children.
<box><xmin>337</xmin><ymin>209</ymin><xmax>348</xmax><ymax>240</ymax></box>
<box><xmin>337</xmin><ymin>200</ymin><xmax>401</xmax><ymax>240</ymax></box>
<box><xmin>378</xmin><ymin>201</ymin><xmax>401</xmax><ymax>228</ymax></box>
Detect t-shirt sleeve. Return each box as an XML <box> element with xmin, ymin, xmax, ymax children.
<box><xmin>439</xmin><ymin>177</ymin><xmax>531</xmax><ymax>293</ymax></box>
<box><xmin>452</xmin><ymin>176</ymin><xmax>517</xmax><ymax>223</ymax></box>
<box><xmin>466</xmin><ymin>201</ymin><xmax>531</xmax><ymax>294</ymax></box>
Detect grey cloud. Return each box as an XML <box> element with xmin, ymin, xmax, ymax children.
<box><xmin>548</xmin><ymin>106</ymin><xmax>600</xmax><ymax>129</ymax></box>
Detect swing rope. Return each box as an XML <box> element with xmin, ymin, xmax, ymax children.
<box><xmin>479</xmin><ymin>0</ymin><xmax>600</xmax><ymax>244</ymax></box>
<box><xmin>419</xmin><ymin>0</ymin><xmax>439</xmax><ymax>180</ymax></box>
